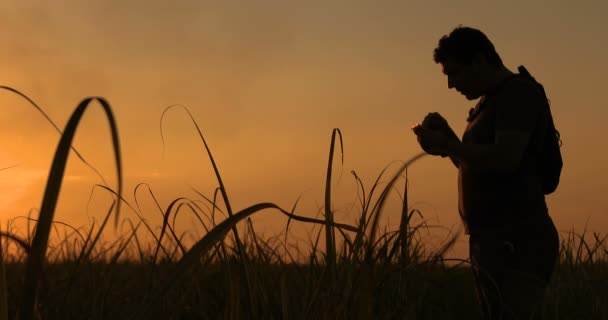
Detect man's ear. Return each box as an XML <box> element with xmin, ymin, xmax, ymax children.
<box><xmin>471</xmin><ymin>52</ymin><xmax>489</xmax><ymax>67</ymax></box>
<box><xmin>470</xmin><ymin>52</ymin><xmax>490</xmax><ymax>77</ymax></box>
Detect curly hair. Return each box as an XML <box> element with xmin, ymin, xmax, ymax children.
<box><xmin>433</xmin><ymin>26</ymin><xmax>503</xmax><ymax>67</ymax></box>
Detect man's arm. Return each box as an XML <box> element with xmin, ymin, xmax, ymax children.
<box><xmin>414</xmin><ymin>125</ymin><xmax>529</xmax><ymax>173</ymax></box>
<box><xmin>441</xmin><ymin>130</ymin><xmax>461</xmax><ymax>169</ymax></box>
<box><xmin>441</xmin><ymin>79</ymin><xmax>543</xmax><ymax>173</ymax></box>
<box><xmin>445</xmin><ymin>130</ymin><xmax>530</xmax><ymax>174</ymax></box>
<box><xmin>446</xmin><ymin>144</ymin><xmax>461</xmax><ymax>168</ymax></box>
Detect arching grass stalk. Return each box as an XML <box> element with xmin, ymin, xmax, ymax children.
<box><xmin>348</xmin><ymin>155</ymin><xmax>427</xmax><ymax>263</ymax></box>
<box><xmin>283</xmin><ymin>196</ymin><xmax>303</xmax><ymax>261</ymax></box>
<box><xmin>399</xmin><ymin>169</ymin><xmax>411</xmax><ymax>263</ymax></box>
<box><xmin>152</xmin><ymin>197</ymin><xmax>191</xmax><ymax>262</ymax></box>
<box><xmin>0</xmin><ymin>86</ymin><xmax>110</xmax><ymax>185</ymax></box>
<box><xmin>324</xmin><ymin>128</ymin><xmax>343</xmax><ymax>275</ymax></box>
<box><xmin>132</xmin><ymin>201</ymin><xmax>358</xmax><ymax>319</ymax></box>
<box><xmin>160</xmin><ymin>105</ymin><xmax>245</xmax><ymax>256</ymax></box>
<box><xmin>366</xmin><ymin>152</ymin><xmax>426</xmax><ymax>257</ymax></box>
<box><xmin>19</xmin><ymin>97</ymin><xmax>122</xmax><ymax>320</ymax></box>
<box><xmin>78</xmin><ymin>183</ymin><xmax>170</xmax><ymax>262</ymax></box>
<box><xmin>160</xmin><ymin>105</ymin><xmax>261</xmax><ymax>313</ymax></box>
<box><xmin>350</xmin><ymin>164</ymin><xmax>397</xmax><ymax>261</ymax></box>
<box><xmin>133</xmin><ymin>183</ymin><xmax>174</xmax><ymax>258</ymax></box>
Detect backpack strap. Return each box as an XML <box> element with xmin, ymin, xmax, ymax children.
<box><xmin>518</xmin><ymin>65</ymin><xmax>563</xmax><ymax>194</ymax></box>
<box><xmin>517</xmin><ymin>65</ymin><xmax>562</xmax><ymax>147</ymax></box>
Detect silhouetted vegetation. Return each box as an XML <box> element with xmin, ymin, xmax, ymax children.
<box><xmin>0</xmin><ymin>89</ymin><xmax>606</xmax><ymax>319</ymax></box>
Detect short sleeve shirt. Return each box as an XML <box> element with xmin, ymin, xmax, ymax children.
<box><xmin>458</xmin><ymin>76</ymin><xmax>549</xmax><ymax>236</ymax></box>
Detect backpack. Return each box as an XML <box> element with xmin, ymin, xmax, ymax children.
<box><xmin>517</xmin><ymin>65</ymin><xmax>563</xmax><ymax>194</ymax></box>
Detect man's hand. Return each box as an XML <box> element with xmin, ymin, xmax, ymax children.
<box><xmin>411</xmin><ymin>112</ymin><xmax>461</xmax><ymax>167</ymax></box>
<box><xmin>422</xmin><ymin>112</ymin><xmax>459</xmax><ymax>140</ymax></box>
<box><xmin>412</xmin><ymin>124</ymin><xmax>450</xmax><ymax>156</ymax></box>
<box><xmin>422</xmin><ymin>112</ymin><xmax>450</xmax><ymax>131</ymax></box>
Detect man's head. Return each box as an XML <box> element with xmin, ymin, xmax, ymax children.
<box><xmin>433</xmin><ymin>26</ymin><xmax>504</xmax><ymax>100</ymax></box>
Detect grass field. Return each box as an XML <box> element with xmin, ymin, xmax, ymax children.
<box><xmin>1</xmin><ymin>225</ymin><xmax>606</xmax><ymax>319</ymax></box>
<box><xmin>0</xmin><ymin>89</ymin><xmax>606</xmax><ymax>319</ymax></box>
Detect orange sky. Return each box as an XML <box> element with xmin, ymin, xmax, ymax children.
<box><xmin>1</xmin><ymin>1</ymin><xmax>606</xmax><ymax>259</ymax></box>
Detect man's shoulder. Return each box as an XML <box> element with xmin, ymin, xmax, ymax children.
<box><xmin>502</xmin><ymin>76</ymin><xmax>544</xmax><ymax>99</ymax></box>
<box><xmin>496</xmin><ymin>76</ymin><xmax>546</xmax><ymax>107</ymax></box>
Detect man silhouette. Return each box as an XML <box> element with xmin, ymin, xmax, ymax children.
<box><xmin>412</xmin><ymin>26</ymin><xmax>560</xmax><ymax>319</ymax></box>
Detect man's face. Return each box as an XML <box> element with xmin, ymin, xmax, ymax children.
<box><xmin>441</xmin><ymin>58</ymin><xmax>483</xmax><ymax>100</ymax></box>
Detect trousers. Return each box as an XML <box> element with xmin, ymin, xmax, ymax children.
<box><xmin>469</xmin><ymin>217</ymin><xmax>559</xmax><ymax>320</ymax></box>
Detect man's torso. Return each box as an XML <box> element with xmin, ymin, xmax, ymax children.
<box><xmin>458</xmin><ymin>76</ymin><xmax>549</xmax><ymax>235</ymax></box>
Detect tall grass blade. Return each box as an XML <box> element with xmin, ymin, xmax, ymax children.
<box><xmin>152</xmin><ymin>198</ymin><xmax>190</xmax><ymax>263</ymax></box>
<box><xmin>160</xmin><ymin>105</ymin><xmax>245</xmax><ymax>254</ymax></box>
<box><xmin>132</xmin><ymin>201</ymin><xmax>357</xmax><ymax>319</ymax></box>
<box><xmin>93</xmin><ymin>183</ymin><xmax>162</xmax><ymax>251</ymax></box>
<box><xmin>133</xmin><ymin>202</ymin><xmax>282</xmax><ymax>319</ymax></box>
<box><xmin>284</xmin><ymin>196</ymin><xmax>302</xmax><ymax>260</ymax></box>
<box><xmin>351</xmin><ymin>164</ymin><xmax>395</xmax><ymax>260</ymax></box>
<box><xmin>133</xmin><ymin>183</ymin><xmax>173</xmax><ymax>257</ymax></box>
<box><xmin>324</xmin><ymin>128</ymin><xmax>343</xmax><ymax>272</ymax></box>
<box><xmin>19</xmin><ymin>97</ymin><xmax>123</xmax><ymax>320</ymax></box>
<box><xmin>367</xmin><ymin>152</ymin><xmax>426</xmax><ymax>249</ymax></box>
<box><xmin>399</xmin><ymin>170</ymin><xmax>410</xmax><ymax>263</ymax></box>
